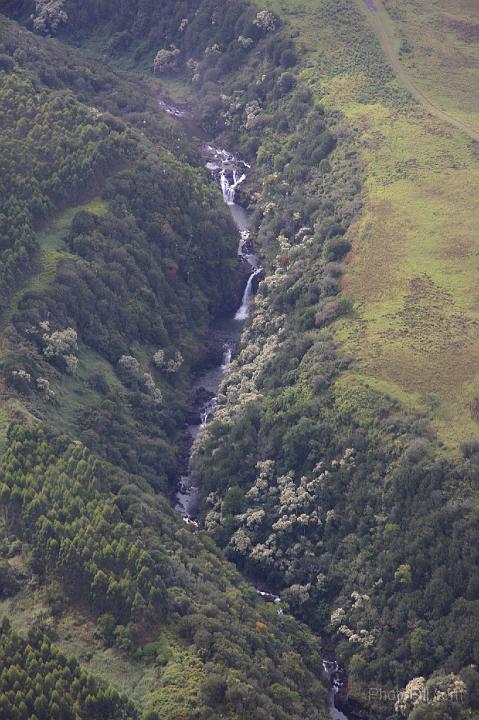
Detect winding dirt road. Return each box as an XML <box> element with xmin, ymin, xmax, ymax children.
<box><xmin>362</xmin><ymin>0</ymin><xmax>479</xmax><ymax>142</ymax></box>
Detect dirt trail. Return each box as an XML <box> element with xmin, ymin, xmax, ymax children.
<box><xmin>362</xmin><ymin>0</ymin><xmax>479</xmax><ymax>143</ymax></box>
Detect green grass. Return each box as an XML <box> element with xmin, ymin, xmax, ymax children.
<box><xmin>334</xmin><ymin>101</ymin><xmax>479</xmax><ymax>446</ymax></box>
<box><xmin>380</xmin><ymin>0</ymin><xmax>479</xmax><ymax>134</ymax></box>
<box><xmin>0</xmin><ymin>405</ymin><xmax>10</xmax><ymax>453</ymax></box>
<box><xmin>59</xmin><ymin>618</ymin><xmax>205</xmax><ymax>720</ymax></box>
<box><xmin>257</xmin><ymin>0</ymin><xmax>479</xmax><ymax>447</ymax></box>
<box><xmin>0</xmin><ymin>583</ymin><xmax>49</xmax><ymax>636</ymax></box>
<box><xmin>57</xmin><ymin>613</ymin><xmax>159</xmax><ymax>711</ymax></box>
<box><xmin>45</xmin><ymin>345</ymin><xmax>121</xmax><ymax>432</ymax></box>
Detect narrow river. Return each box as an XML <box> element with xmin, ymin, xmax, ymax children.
<box><xmin>161</xmin><ymin>97</ymin><xmax>350</xmax><ymax>719</ymax></box>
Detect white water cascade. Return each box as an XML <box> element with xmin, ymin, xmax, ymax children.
<box><xmin>207</xmin><ymin>146</ymin><xmax>262</xmax><ymax>323</ymax></box>
<box><xmin>323</xmin><ymin>661</ymin><xmax>349</xmax><ymax>720</ymax></box>
<box><xmin>221</xmin><ymin>168</ymin><xmax>247</xmax><ymax>205</ymax></box>
<box><xmin>221</xmin><ymin>344</ymin><xmax>233</xmax><ymax>368</ymax></box>
<box><xmin>235</xmin><ymin>268</ymin><xmax>263</xmax><ymax>320</ymax></box>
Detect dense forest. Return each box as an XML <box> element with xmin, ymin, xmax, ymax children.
<box><xmin>0</xmin><ymin>619</ymin><xmax>137</xmax><ymax>720</ymax></box>
<box><xmin>0</xmin><ymin>424</ymin><xmax>329</xmax><ymax>719</ymax></box>
<box><xmin>0</xmin><ymin>6</ymin><xmax>332</xmax><ymax>720</ymax></box>
<box><xmin>0</xmin><ymin>13</ymin><xmax>243</xmax><ymax>490</ymax></box>
<box><xmin>1</xmin><ymin>1</ymin><xmax>479</xmax><ymax>719</ymax></box>
<box><xmin>0</xmin><ymin>620</ymin><xmax>138</xmax><ymax>720</ymax></box>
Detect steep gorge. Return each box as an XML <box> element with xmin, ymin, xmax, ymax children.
<box><xmin>0</xmin><ymin>7</ymin><xmax>335</xmax><ymax>720</ymax></box>
<box><xmin>1</xmin><ymin>1</ymin><xmax>479</xmax><ymax>720</ymax></box>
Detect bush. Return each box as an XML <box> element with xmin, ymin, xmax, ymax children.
<box><xmin>0</xmin><ymin>53</ymin><xmax>14</xmax><ymax>72</ymax></box>
<box><xmin>280</xmin><ymin>48</ymin><xmax>297</xmax><ymax>68</ymax></box>
<box><xmin>324</xmin><ymin>236</ymin><xmax>351</xmax><ymax>261</ymax></box>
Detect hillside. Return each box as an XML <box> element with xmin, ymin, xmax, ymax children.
<box><xmin>256</xmin><ymin>0</ymin><xmax>479</xmax><ymax>447</ymax></box>
<box><xmin>0</xmin><ymin>10</ymin><xmax>331</xmax><ymax>720</ymax></box>
<box><xmin>376</xmin><ymin>0</ymin><xmax>479</xmax><ymax>136</ymax></box>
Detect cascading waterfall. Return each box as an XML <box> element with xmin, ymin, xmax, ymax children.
<box><xmin>175</xmin><ymin>145</ymin><xmax>262</xmax><ymax>521</ymax></box>
<box><xmin>323</xmin><ymin>662</ymin><xmax>349</xmax><ymax>720</ymax></box>
<box><xmin>207</xmin><ymin>147</ymin><xmax>262</xmax><ymax>325</ymax></box>
<box><xmin>235</xmin><ymin>268</ymin><xmax>263</xmax><ymax>320</ymax></box>
<box><xmin>221</xmin><ymin>344</ymin><xmax>232</xmax><ymax>368</ymax></box>
<box><xmin>191</xmin><ymin>147</ymin><xmax>351</xmax><ymax>720</ymax></box>
<box><xmin>221</xmin><ymin>169</ymin><xmax>247</xmax><ymax>205</ymax></box>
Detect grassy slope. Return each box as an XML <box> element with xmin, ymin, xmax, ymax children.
<box><xmin>0</xmin><ymin>564</ymin><xmax>215</xmax><ymax>715</ymax></box>
<box><xmin>379</xmin><ymin>0</ymin><xmax>479</xmax><ymax>135</ymax></box>
<box><xmin>258</xmin><ymin>0</ymin><xmax>479</xmax><ymax>447</ymax></box>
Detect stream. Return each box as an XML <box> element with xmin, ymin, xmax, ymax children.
<box><xmin>161</xmin><ymin>96</ymin><xmax>349</xmax><ymax>720</ymax></box>
<box><xmin>174</xmin><ymin>144</ymin><xmax>261</xmax><ymax>523</ymax></box>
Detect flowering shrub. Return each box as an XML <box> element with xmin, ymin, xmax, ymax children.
<box><xmin>153</xmin><ymin>350</ymin><xmax>165</xmax><ymax>368</ymax></box>
<box><xmin>36</xmin><ymin>377</ymin><xmax>55</xmax><ymax>400</ymax></box>
<box><xmin>253</xmin><ymin>10</ymin><xmax>277</xmax><ymax>32</ymax></box>
<box><xmin>117</xmin><ymin>355</ymin><xmax>140</xmax><ymax>378</ymax></box>
<box><xmin>238</xmin><ymin>36</ymin><xmax>254</xmax><ymax>49</ymax></box>
<box><xmin>395</xmin><ymin>674</ymin><xmax>466</xmax><ymax>716</ymax></box>
<box><xmin>153</xmin><ymin>46</ymin><xmax>180</xmax><ymax>74</ymax></box>
<box><xmin>43</xmin><ymin>327</ymin><xmax>78</xmax><ymax>359</ymax></box>
<box><xmin>166</xmin><ymin>351</ymin><xmax>183</xmax><ymax>373</ymax></box>
<box><xmin>33</xmin><ymin>0</ymin><xmax>68</xmax><ymax>34</ymax></box>
<box><xmin>42</xmin><ymin>327</ymin><xmax>78</xmax><ymax>374</ymax></box>
<box><xmin>117</xmin><ymin>356</ymin><xmax>163</xmax><ymax>403</ymax></box>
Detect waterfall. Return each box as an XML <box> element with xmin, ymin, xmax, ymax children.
<box><xmin>235</xmin><ymin>268</ymin><xmax>262</xmax><ymax>321</ymax></box>
<box><xmin>157</xmin><ymin>97</ymin><xmax>186</xmax><ymax>118</ymax></box>
<box><xmin>201</xmin><ymin>397</ymin><xmax>216</xmax><ymax>426</ymax></box>
<box><xmin>221</xmin><ymin>344</ymin><xmax>233</xmax><ymax>368</ymax></box>
<box><xmin>220</xmin><ymin>168</ymin><xmax>246</xmax><ymax>205</ymax></box>
<box><xmin>214</xmin><ymin>150</ymin><xmax>262</xmax><ymax>322</ymax></box>
<box><xmin>323</xmin><ymin>661</ymin><xmax>349</xmax><ymax>720</ymax></box>
<box><xmin>156</xmin><ymin>100</ymin><xmax>346</xmax><ymax>720</ymax></box>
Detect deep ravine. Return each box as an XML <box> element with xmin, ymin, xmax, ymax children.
<box><xmin>174</xmin><ymin>145</ymin><xmax>261</xmax><ymax>522</ymax></box>
<box><xmin>164</xmin><ymin>101</ymin><xmax>350</xmax><ymax>719</ymax></box>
